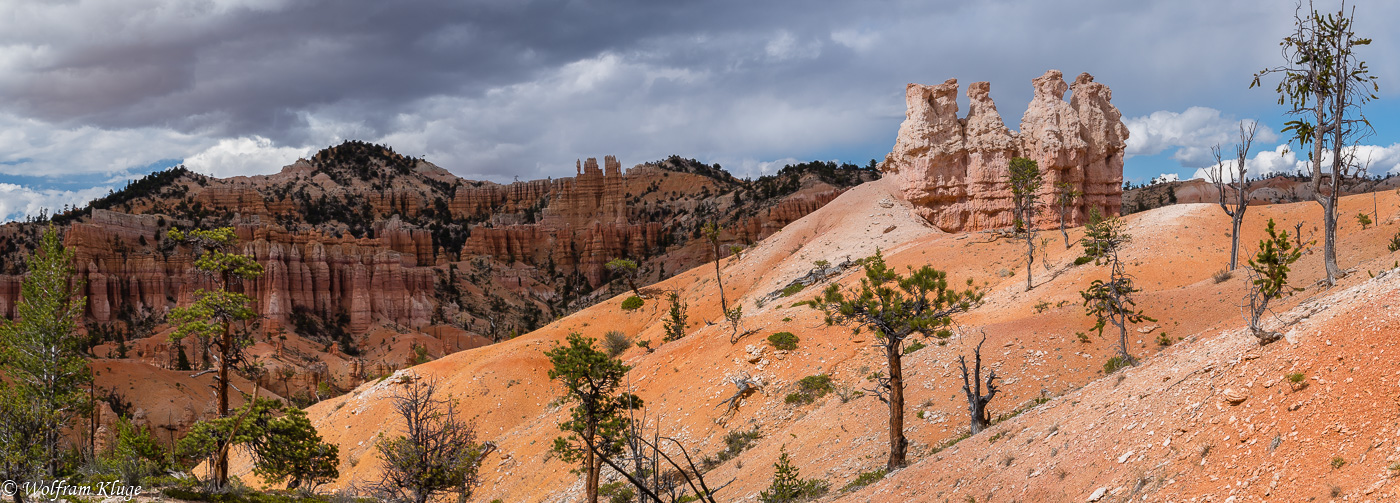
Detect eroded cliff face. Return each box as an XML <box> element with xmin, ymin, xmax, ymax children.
<box><xmin>884</xmin><ymin>70</ymin><xmax>1127</xmax><ymax>232</ymax></box>
<box><xmin>0</xmin><ymin>144</ymin><xmax>869</xmax><ymax>342</ymax></box>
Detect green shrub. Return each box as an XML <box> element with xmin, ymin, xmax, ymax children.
<box><xmin>106</xmin><ymin>417</ymin><xmax>168</xmax><ymax>485</ymax></box>
<box><xmin>902</xmin><ymin>340</ymin><xmax>927</xmax><ymax>355</ymax></box>
<box><xmin>768</xmin><ymin>332</ymin><xmax>799</xmax><ymax>351</ymax></box>
<box><xmin>620</xmin><ymin>295</ymin><xmax>644</xmax><ymax>311</ymax></box>
<box><xmin>785</xmin><ymin>374</ymin><xmax>834</xmax><ymax>405</ymax></box>
<box><xmin>600</xmin><ymin>481</ymin><xmax>635</xmax><ymax>503</ymax></box>
<box><xmin>780</xmin><ymin>283</ymin><xmax>807</xmax><ymax>298</ymax></box>
<box><xmin>1331</xmin><ymin>456</ymin><xmax>1346</xmax><ymax>469</ymax></box>
<box><xmin>1103</xmin><ymin>356</ymin><xmax>1131</xmax><ymax>374</ymax></box>
<box><xmin>1156</xmin><ymin>333</ymin><xmax>1172</xmax><ymax>346</ymax></box>
<box><xmin>1389</xmin><ymin>231</ymin><xmax>1400</xmax><ymax>252</ymax></box>
<box><xmin>1073</xmin><ymin>256</ymin><xmax>1095</xmax><ymax>266</ymax></box>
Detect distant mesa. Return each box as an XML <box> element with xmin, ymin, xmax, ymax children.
<box><xmin>883</xmin><ymin>69</ymin><xmax>1128</xmax><ymax>232</ymax></box>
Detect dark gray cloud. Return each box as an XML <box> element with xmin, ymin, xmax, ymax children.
<box><xmin>0</xmin><ymin>0</ymin><xmax>1397</xmax><ymax>213</ymax></box>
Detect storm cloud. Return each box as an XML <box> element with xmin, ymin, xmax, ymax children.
<box><xmin>1</xmin><ymin>0</ymin><xmax>1398</xmax><ymax>219</ymax></box>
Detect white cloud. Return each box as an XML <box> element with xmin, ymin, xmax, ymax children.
<box><xmin>830</xmin><ymin>29</ymin><xmax>878</xmax><ymax>52</ymax></box>
<box><xmin>736</xmin><ymin>157</ymin><xmax>802</xmax><ymax>178</ymax></box>
<box><xmin>183</xmin><ymin>136</ymin><xmax>311</xmax><ymax>178</ymax></box>
<box><xmin>1150</xmin><ymin>173</ymin><xmax>1179</xmax><ymax>184</ymax></box>
<box><xmin>1189</xmin><ymin>142</ymin><xmax>1400</xmax><ymax>181</ymax></box>
<box><xmin>0</xmin><ymin>112</ymin><xmax>208</xmax><ymax>177</ymax></box>
<box><xmin>0</xmin><ymin>183</ymin><xmax>111</xmax><ymax>222</ymax></box>
<box><xmin>763</xmin><ymin>31</ymin><xmax>821</xmax><ymax>61</ymax></box>
<box><xmin>1126</xmin><ymin>107</ymin><xmax>1279</xmax><ymax>167</ymax></box>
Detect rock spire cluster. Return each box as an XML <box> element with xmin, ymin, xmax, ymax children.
<box><xmin>884</xmin><ymin>70</ymin><xmax>1128</xmax><ymax>232</ymax></box>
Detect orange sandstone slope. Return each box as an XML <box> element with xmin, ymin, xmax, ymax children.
<box><xmin>260</xmin><ymin>178</ymin><xmax>1400</xmax><ymax>502</ymax></box>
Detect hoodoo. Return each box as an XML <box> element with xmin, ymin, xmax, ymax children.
<box><xmin>884</xmin><ymin>70</ymin><xmax>1128</xmax><ymax>232</ymax></box>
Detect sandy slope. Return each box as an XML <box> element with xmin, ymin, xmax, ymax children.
<box><xmin>239</xmin><ymin>179</ymin><xmax>1400</xmax><ymax>502</ymax></box>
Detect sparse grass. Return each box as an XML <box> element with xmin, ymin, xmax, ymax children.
<box><xmin>1331</xmin><ymin>485</ymin><xmax>1343</xmax><ymax>497</ymax></box>
<box><xmin>930</xmin><ymin>433</ymin><xmax>971</xmax><ymax>455</ymax></box>
<box><xmin>1033</xmin><ymin>301</ymin><xmax>1052</xmax><ymax>313</ymax></box>
<box><xmin>1331</xmin><ymin>456</ymin><xmax>1346</xmax><ymax>469</ymax></box>
<box><xmin>768</xmin><ymin>331</ymin><xmax>799</xmax><ymax>351</ymax></box>
<box><xmin>1212</xmin><ymin>269</ymin><xmax>1233</xmax><ymax>284</ymax></box>
<box><xmin>700</xmin><ymin>427</ymin><xmax>763</xmax><ymax>470</ymax></box>
<box><xmin>1001</xmin><ymin>454</ymin><xmax>1015</xmax><ymax>467</ymax></box>
<box><xmin>620</xmin><ymin>295</ymin><xmax>644</xmax><ymax>311</ymax></box>
<box><xmin>1287</xmin><ymin>372</ymin><xmax>1309</xmax><ymax>390</ymax></box>
<box><xmin>987</xmin><ymin>432</ymin><xmax>1005</xmax><ymax>443</ymax></box>
<box><xmin>604</xmin><ymin>330</ymin><xmax>631</xmax><ymax>357</ymax></box>
<box><xmin>841</xmin><ymin>468</ymin><xmax>887</xmax><ymax>492</ymax></box>
<box><xmin>835</xmin><ymin>383</ymin><xmax>863</xmax><ymax>403</ymax></box>
<box><xmin>1199</xmin><ymin>443</ymin><xmax>1213</xmax><ymax>460</ymax></box>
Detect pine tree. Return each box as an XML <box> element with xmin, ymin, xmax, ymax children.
<box><xmin>1245</xmin><ymin>219</ymin><xmax>1305</xmax><ymax>344</ymax></box>
<box><xmin>0</xmin><ymin>225</ymin><xmax>89</xmax><ymax>482</ymax></box>
<box><xmin>758</xmin><ymin>446</ymin><xmax>828</xmax><ymax>503</ymax></box>
<box><xmin>806</xmin><ymin>250</ymin><xmax>981</xmax><ymax>470</ymax></box>
<box><xmin>605</xmin><ymin>258</ymin><xmax>643</xmax><ymax>299</ymax></box>
<box><xmin>1078</xmin><ymin>216</ymin><xmax>1154</xmax><ymax>366</ymax></box>
<box><xmin>166</xmin><ymin>227</ymin><xmax>264</xmax><ymax>488</ymax></box>
<box><xmin>662</xmin><ymin>291</ymin><xmax>688</xmax><ymax>342</ymax></box>
<box><xmin>546</xmin><ymin>333</ymin><xmax>642</xmax><ymax>503</ymax></box>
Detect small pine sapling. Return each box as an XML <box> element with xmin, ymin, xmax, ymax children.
<box><xmin>1244</xmin><ymin>219</ymin><xmax>1304</xmax><ymax>344</ymax></box>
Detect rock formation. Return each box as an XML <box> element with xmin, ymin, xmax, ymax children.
<box><xmin>884</xmin><ymin>70</ymin><xmax>1127</xmax><ymax>232</ymax></box>
<box><xmin>0</xmin><ymin>144</ymin><xmax>869</xmax><ymax>338</ymax></box>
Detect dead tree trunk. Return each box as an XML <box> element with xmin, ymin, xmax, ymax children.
<box><xmin>1208</xmin><ymin>121</ymin><xmax>1257</xmax><ymax>271</ymax></box>
<box><xmin>958</xmin><ymin>332</ymin><xmax>999</xmax><ymax>435</ymax></box>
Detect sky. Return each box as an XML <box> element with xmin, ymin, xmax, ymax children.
<box><xmin>2</xmin><ymin>0</ymin><xmax>1399</xmax><ymax>221</ymax></box>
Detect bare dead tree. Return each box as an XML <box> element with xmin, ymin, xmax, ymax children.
<box><xmin>1207</xmin><ymin>121</ymin><xmax>1259</xmax><ymax>270</ymax></box>
<box><xmin>1055</xmin><ymin>182</ymin><xmax>1082</xmax><ymax>249</ymax></box>
<box><xmin>715</xmin><ymin>373</ymin><xmax>764</xmax><ymax>420</ymax></box>
<box><xmin>373</xmin><ymin>379</ymin><xmax>495</xmax><ymax>503</ymax></box>
<box><xmin>606</xmin><ymin>402</ymin><xmax>730</xmax><ymax>502</ymax></box>
<box><xmin>957</xmin><ymin>330</ymin><xmax>999</xmax><ymax>435</ymax></box>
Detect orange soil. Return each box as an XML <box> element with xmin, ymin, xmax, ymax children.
<box><xmin>233</xmin><ymin>178</ymin><xmax>1400</xmax><ymax>502</ymax></box>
